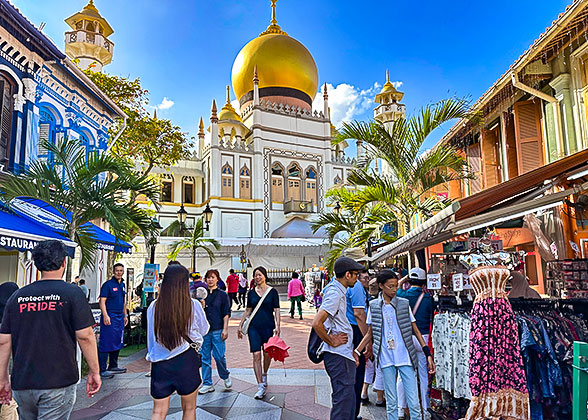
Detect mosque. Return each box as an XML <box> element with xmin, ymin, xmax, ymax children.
<box><xmin>65</xmin><ymin>0</ymin><xmax>405</xmax><ymax>276</ymax></box>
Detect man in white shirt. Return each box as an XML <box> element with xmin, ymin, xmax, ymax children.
<box><xmin>355</xmin><ymin>270</ymin><xmax>435</xmax><ymax>420</ymax></box>
<box><xmin>311</xmin><ymin>257</ymin><xmax>365</xmax><ymax>420</ymax></box>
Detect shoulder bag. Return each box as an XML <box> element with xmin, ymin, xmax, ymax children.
<box><xmin>412</xmin><ymin>291</ymin><xmax>426</xmax><ymax>316</ymax></box>
<box><xmin>241</xmin><ymin>286</ymin><xmax>273</xmax><ymax>335</ymax></box>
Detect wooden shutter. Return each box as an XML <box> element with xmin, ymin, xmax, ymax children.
<box><xmin>0</xmin><ymin>79</ymin><xmax>12</xmax><ymax>164</ymax></box>
<box><xmin>481</xmin><ymin>129</ymin><xmax>501</xmax><ymax>188</ymax></box>
<box><xmin>467</xmin><ymin>143</ymin><xmax>482</xmax><ymax>194</ymax></box>
<box><xmin>38</xmin><ymin>123</ymin><xmax>50</xmax><ymax>155</ymax></box>
<box><xmin>514</xmin><ymin>100</ymin><xmax>544</xmax><ymax>174</ymax></box>
<box><xmin>504</xmin><ymin>113</ymin><xmax>519</xmax><ymax>179</ymax></box>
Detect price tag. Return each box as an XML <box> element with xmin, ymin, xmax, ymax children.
<box><xmin>427</xmin><ymin>274</ymin><xmax>441</xmax><ymax>290</ymax></box>
<box><xmin>452</xmin><ymin>273</ymin><xmax>464</xmax><ymax>292</ymax></box>
<box><xmin>463</xmin><ymin>273</ymin><xmax>473</xmax><ymax>290</ymax></box>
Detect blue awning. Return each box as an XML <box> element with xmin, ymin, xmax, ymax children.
<box><xmin>0</xmin><ymin>207</ymin><xmax>77</xmax><ymax>255</ymax></box>
<box><xmin>5</xmin><ymin>198</ymin><xmax>133</xmax><ymax>254</ymax></box>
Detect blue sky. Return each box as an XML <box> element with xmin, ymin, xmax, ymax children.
<box><xmin>13</xmin><ymin>0</ymin><xmax>571</xmax><ymax>151</ymax></box>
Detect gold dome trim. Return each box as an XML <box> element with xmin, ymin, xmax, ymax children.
<box><xmin>218</xmin><ymin>85</ymin><xmax>242</xmax><ymax>122</ymax></box>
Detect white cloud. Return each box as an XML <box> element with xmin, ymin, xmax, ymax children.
<box><xmin>231</xmin><ymin>99</ymin><xmax>241</xmax><ymax>114</ymax></box>
<box><xmin>313</xmin><ymin>81</ymin><xmax>401</xmax><ymax>128</ymax></box>
<box><xmin>157</xmin><ymin>97</ymin><xmax>175</xmax><ymax>110</ymax></box>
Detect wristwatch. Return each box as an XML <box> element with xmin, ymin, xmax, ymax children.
<box><xmin>354</xmin><ymin>349</ymin><xmax>362</xmax><ymax>357</ymax></box>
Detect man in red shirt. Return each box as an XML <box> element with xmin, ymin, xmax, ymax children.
<box><xmin>226</xmin><ymin>269</ymin><xmax>240</xmax><ymax>310</ymax></box>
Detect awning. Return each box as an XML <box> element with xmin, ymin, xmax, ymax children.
<box><xmin>370</xmin><ymin>182</ymin><xmax>588</xmax><ymax>263</ymax></box>
<box><xmin>7</xmin><ymin>198</ymin><xmax>132</xmax><ymax>254</ymax></box>
<box><xmin>0</xmin><ymin>207</ymin><xmax>77</xmax><ymax>255</ymax></box>
<box><xmin>271</xmin><ymin>217</ymin><xmax>327</xmax><ymax>238</ymax></box>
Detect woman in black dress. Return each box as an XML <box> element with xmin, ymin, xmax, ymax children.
<box><xmin>237</xmin><ymin>266</ymin><xmax>281</xmax><ymax>399</ymax></box>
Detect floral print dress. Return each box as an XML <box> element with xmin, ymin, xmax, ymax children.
<box><xmin>465</xmin><ymin>266</ymin><xmax>530</xmax><ymax>420</ymax></box>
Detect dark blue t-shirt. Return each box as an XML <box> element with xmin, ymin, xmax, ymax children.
<box><xmin>246</xmin><ymin>288</ymin><xmax>280</xmax><ymax>330</ymax></box>
<box><xmin>100</xmin><ymin>278</ymin><xmax>126</xmax><ymax>314</ymax></box>
<box><xmin>204</xmin><ymin>288</ymin><xmax>230</xmax><ymax>331</ymax></box>
<box><xmin>396</xmin><ymin>287</ymin><xmax>433</xmax><ymax>335</ymax></box>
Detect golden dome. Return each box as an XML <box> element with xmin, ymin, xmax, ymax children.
<box><xmin>231</xmin><ymin>1</ymin><xmax>318</xmax><ymax>105</ymax></box>
<box><xmin>218</xmin><ymin>86</ymin><xmax>242</xmax><ymax>122</ymax></box>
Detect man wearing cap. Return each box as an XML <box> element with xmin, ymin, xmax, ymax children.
<box><xmin>346</xmin><ymin>270</ymin><xmax>372</xmax><ymax>419</ymax></box>
<box><xmin>396</xmin><ymin>267</ymin><xmax>434</xmax><ymax>419</ymax></box>
<box><xmin>311</xmin><ymin>257</ymin><xmax>365</xmax><ymax>420</ymax></box>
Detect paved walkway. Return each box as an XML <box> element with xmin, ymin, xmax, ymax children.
<box><xmin>71</xmin><ymin>298</ymin><xmax>389</xmax><ymax>419</ymax></box>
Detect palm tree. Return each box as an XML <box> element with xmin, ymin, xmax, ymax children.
<box><xmin>0</xmin><ymin>138</ymin><xmax>160</xmax><ymax>280</ymax></box>
<box><xmin>336</xmin><ymin>97</ymin><xmax>476</xmax><ymax>233</ymax></box>
<box><xmin>311</xmin><ymin>187</ymin><xmax>397</xmax><ymax>273</ymax></box>
<box><xmin>167</xmin><ymin>218</ymin><xmax>220</xmax><ymax>271</ymax></box>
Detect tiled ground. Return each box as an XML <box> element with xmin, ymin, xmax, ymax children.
<box><xmin>71</xmin><ymin>297</ymin><xmax>389</xmax><ymax>419</ymax></box>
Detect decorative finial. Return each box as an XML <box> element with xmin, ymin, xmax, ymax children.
<box><xmin>271</xmin><ymin>0</ymin><xmax>278</xmax><ymax>25</ymax></box>
<box><xmin>323</xmin><ymin>83</ymin><xmax>328</xmax><ymax>99</ymax></box>
<box><xmin>253</xmin><ymin>65</ymin><xmax>259</xmax><ymax>83</ymax></box>
<box><xmin>211</xmin><ymin>99</ymin><xmax>218</xmax><ymax>122</ymax></box>
<box><xmin>198</xmin><ymin>117</ymin><xmax>204</xmax><ymax>135</ymax></box>
<box><xmin>386</xmin><ymin>69</ymin><xmax>390</xmax><ymax>83</ymax></box>
<box><xmin>226</xmin><ymin>85</ymin><xmax>231</xmax><ymax>104</ymax></box>
<box><xmin>260</xmin><ymin>0</ymin><xmax>288</xmax><ymax>36</ymax></box>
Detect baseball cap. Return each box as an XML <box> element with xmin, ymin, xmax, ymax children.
<box><xmin>333</xmin><ymin>257</ymin><xmax>365</xmax><ymax>276</ymax></box>
<box><xmin>409</xmin><ymin>267</ymin><xmax>426</xmax><ymax>280</ymax></box>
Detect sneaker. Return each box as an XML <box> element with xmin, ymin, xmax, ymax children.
<box><xmin>254</xmin><ymin>385</ymin><xmax>266</xmax><ymax>399</ymax></box>
<box><xmin>100</xmin><ymin>371</ymin><xmax>114</xmax><ymax>379</ymax></box>
<box><xmin>261</xmin><ymin>374</ymin><xmax>268</xmax><ymax>387</ymax></box>
<box><xmin>224</xmin><ymin>376</ymin><xmax>232</xmax><ymax>389</ymax></box>
<box><xmin>360</xmin><ymin>395</ymin><xmax>370</xmax><ymax>405</ymax></box>
<box><xmin>108</xmin><ymin>367</ymin><xmax>127</xmax><ymax>374</ymax></box>
<box><xmin>198</xmin><ymin>385</ymin><xmax>215</xmax><ymax>394</ymax></box>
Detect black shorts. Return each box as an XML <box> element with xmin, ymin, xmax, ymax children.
<box><xmin>150</xmin><ymin>348</ymin><xmax>202</xmax><ymax>399</ymax></box>
<box><xmin>247</xmin><ymin>327</ymin><xmax>274</xmax><ymax>353</ymax></box>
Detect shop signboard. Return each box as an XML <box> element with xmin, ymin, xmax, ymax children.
<box><xmin>452</xmin><ymin>273</ymin><xmax>464</xmax><ymax>292</ymax></box>
<box><xmin>467</xmin><ymin>238</ymin><xmax>503</xmax><ymax>252</ymax></box>
<box><xmin>463</xmin><ymin>273</ymin><xmax>473</xmax><ymax>290</ymax></box>
<box><xmin>143</xmin><ymin>263</ymin><xmax>158</xmax><ymax>293</ymax></box>
<box><xmin>427</xmin><ymin>274</ymin><xmax>441</xmax><ymax>290</ymax></box>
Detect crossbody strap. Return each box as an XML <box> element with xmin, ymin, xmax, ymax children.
<box><xmin>249</xmin><ymin>286</ymin><xmax>273</xmax><ymax>323</ymax></box>
<box><xmin>412</xmin><ymin>291</ymin><xmax>426</xmax><ymax>317</ymax></box>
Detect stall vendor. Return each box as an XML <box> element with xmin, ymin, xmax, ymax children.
<box><xmin>98</xmin><ymin>263</ymin><xmax>128</xmax><ymax>378</ymax></box>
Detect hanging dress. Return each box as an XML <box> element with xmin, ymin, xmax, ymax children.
<box><xmin>465</xmin><ymin>265</ymin><xmax>530</xmax><ymax>420</ymax></box>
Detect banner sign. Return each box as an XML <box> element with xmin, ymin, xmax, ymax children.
<box><xmin>143</xmin><ymin>263</ymin><xmax>158</xmax><ymax>293</ymax></box>
<box><xmin>0</xmin><ymin>234</ymin><xmax>39</xmax><ymax>251</ymax></box>
<box><xmin>427</xmin><ymin>273</ymin><xmax>442</xmax><ymax>290</ymax></box>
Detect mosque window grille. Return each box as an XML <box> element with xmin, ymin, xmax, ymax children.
<box><xmin>160</xmin><ymin>174</ymin><xmax>174</xmax><ymax>203</ymax></box>
<box><xmin>182</xmin><ymin>176</ymin><xmax>195</xmax><ymax>204</ymax></box>
<box><xmin>221</xmin><ymin>163</ymin><xmax>234</xmax><ymax>198</ymax></box>
<box><xmin>38</xmin><ymin>109</ymin><xmax>56</xmax><ymax>157</ymax></box>
<box><xmin>239</xmin><ymin>165</ymin><xmax>251</xmax><ymax>199</ymax></box>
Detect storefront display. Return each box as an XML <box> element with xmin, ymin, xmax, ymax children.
<box><xmin>545</xmin><ymin>259</ymin><xmax>588</xmax><ymax>298</ymax></box>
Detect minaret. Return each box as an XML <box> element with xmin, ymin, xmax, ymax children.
<box><xmin>64</xmin><ymin>0</ymin><xmax>114</xmax><ymax>72</ymax></box>
<box><xmin>323</xmin><ymin>83</ymin><xmax>329</xmax><ymax>118</ymax></box>
<box><xmin>253</xmin><ymin>65</ymin><xmax>260</xmax><ymax>106</ymax></box>
<box><xmin>210</xmin><ymin>99</ymin><xmax>219</xmax><ymax>147</ymax></box>
<box><xmin>198</xmin><ymin>117</ymin><xmax>205</xmax><ymax>157</ymax></box>
<box><xmin>374</xmin><ymin>70</ymin><xmax>405</xmax><ymax>130</ymax></box>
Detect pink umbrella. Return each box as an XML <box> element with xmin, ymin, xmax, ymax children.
<box><xmin>264</xmin><ymin>336</ymin><xmax>290</xmax><ymax>363</ymax></box>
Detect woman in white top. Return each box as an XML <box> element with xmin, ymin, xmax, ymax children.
<box><xmin>146</xmin><ymin>263</ymin><xmax>210</xmax><ymax>420</ymax></box>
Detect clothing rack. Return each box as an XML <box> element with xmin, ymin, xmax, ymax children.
<box><xmin>438</xmin><ymin>295</ymin><xmax>474</xmax><ymax>312</ymax></box>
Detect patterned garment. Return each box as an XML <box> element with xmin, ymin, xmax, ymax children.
<box><xmin>432</xmin><ymin>312</ymin><xmax>472</xmax><ymax>399</ymax></box>
<box><xmin>465</xmin><ymin>266</ymin><xmax>530</xmax><ymax>420</ymax></box>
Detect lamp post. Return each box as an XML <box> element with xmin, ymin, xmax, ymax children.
<box><xmin>177</xmin><ymin>204</ymin><xmax>188</xmax><ymax>235</ymax></box>
<box><xmin>203</xmin><ymin>203</ymin><xmax>213</xmax><ymax>231</ymax></box>
<box><xmin>149</xmin><ymin>217</ymin><xmax>162</xmax><ymax>264</ymax></box>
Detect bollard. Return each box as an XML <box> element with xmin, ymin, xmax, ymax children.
<box><xmin>573</xmin><ymin>341</ymin><xmax>588</xmax><ymax>420</ymax></box>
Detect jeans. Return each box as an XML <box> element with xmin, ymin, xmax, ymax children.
<box><xmin>352</xmin><ymin>324</ymin><xmax>366</xmax><ymax>418</ymax></box>
<box><xmin>397</xmin><ymin>334</ymin><xmax>430</xmax><ymax>412</ymax></box>
<box><xmin>289</xmin><ymin>296</ymin><xmax>302</xmax><ymax>316</ymax></box>
<box><xmin>13</xmin><ymin>384</ymin><xmax>76</xmax><ymax>420</ymax></box>
<box><xmin>382</xmin><ymin>365</ymin><xmax>421</xmax><ymax>420</ymax></box>
<box><xmin>201</xmin><ymin>329</ymin><xmax>230</xmax><ymax>386</ymax></box>
<box><xmin>323</xmin><ymin>352</ymin><xmax>356</xmax><ymax>420</ymax></box>
<box><xmin>98</xmin><ymin>349</ymin><xmax>120</xmax><ymax>372</ymax></box>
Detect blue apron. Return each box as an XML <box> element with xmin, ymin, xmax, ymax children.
<box><xmin>99</xmin><ymin>313</ymin><xmax>125</xmax><ymax>352</ymax></box>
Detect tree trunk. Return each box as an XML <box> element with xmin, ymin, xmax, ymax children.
<box><xmin>403</xmin><ymin>218</ymin><xmax>415</xmax><ymax>269</ymax></box>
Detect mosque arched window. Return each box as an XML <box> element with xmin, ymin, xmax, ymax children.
<box><xmin>86</xmin><ymin>21</ymin><xmax>95</xmax><ymax>32</ymax></box>
<box><xmin>160</xmin><ymin>174</ymin><xmax>174</xmax><ymax>203</ymax></box>
<box><xmin>305</xmin><ymin>166</ymin><xmax>317</xmax><ymax>204</ymax></box>
<box><xmin>221</xmin><ymin>163</ymin><xmax>233</xmax><ymax>198</ymax></box>
<box><xmin>287</xmin><ymin>163</ymin><xmax>301</xmax><ymax>201</ymax></box>
<box><xmin>183</xmin><ymin>176</ymin><xmax>195</xmax><ymax>204</ymax></box>
<box><xmin>271</xmin><ymin>162</ymin><xmax>284</xmax><ymax>203</ymax></box>
<box><xmin>239</xmin><ymin>165</ymin><xmax>251</xmax><ymax>199</ymax></box>
<box><xmin>334</xmin><ymin>175</ymin><xmax>342</xmax><ymax>186</ymax></box>
<box><xmin>0</xmin><ymin>73</ymin><xmax>13</xmax><ymax>166</ymax></box>
<box><xmin>38</xmin><ymin>109</ymin><xmax>56</xmax><ymax>157</ymax></box>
